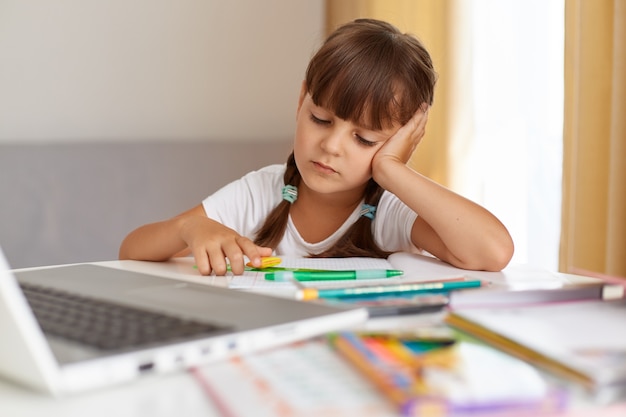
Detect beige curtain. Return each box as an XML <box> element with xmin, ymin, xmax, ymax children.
<box><xmin>325</xmin><ymin>0</ymin><xmax>470</xmax><ymax>188</ymax></box>
<box><xmin>328</xmin><ymin>0</ymin><xmax>626</xmax><ymax>277</ymax></box>
<box><xmin>561</xmin><ymin>0</ymin><xmax>626</xmax><ymax>277</ymax></box>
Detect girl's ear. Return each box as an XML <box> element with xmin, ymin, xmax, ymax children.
<box><xmin>296</xmin><ymin>81</ymin><xmax>307</xmax><ymax>116</ymax></box>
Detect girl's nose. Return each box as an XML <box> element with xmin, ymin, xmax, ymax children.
<box><xmin>319</xmin><ymin>129</ymin><xmax>345</xmax><ymax>155</ymax></box>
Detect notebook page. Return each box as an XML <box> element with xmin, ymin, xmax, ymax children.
<box><xmin>387</xmin><ymin>252</ymin><xmax>468</xmax><ymax>282</ymax></box>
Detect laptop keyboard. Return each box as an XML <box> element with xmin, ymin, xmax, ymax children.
<box><xmin>20</xmin><ymin>283</ymin><xmax>231</xmax><ymax>351</ymax></box>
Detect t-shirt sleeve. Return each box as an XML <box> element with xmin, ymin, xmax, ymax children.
<box><xmin>201</xmin><ymin>165</ymin><xmax>285</xmax><ymax>240</ymax></box>
<box><xmin>373</xmin><ymin>191</ymin><xmax>418</xmax><ymax>252</ymax></box>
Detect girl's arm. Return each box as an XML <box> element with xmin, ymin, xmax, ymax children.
<box><xmin>372</xmin><ymin>110</ymin><xmax>514</xmax><ymax>271</ymax></box>
<box><xmin>118</xmin><ymin>204</ymin><xmax>272</xmax><ymax>275</ymax></box>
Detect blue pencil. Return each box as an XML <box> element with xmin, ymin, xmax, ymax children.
<box><xmin>298</xmin><ymin>279</ymin><xmax>482</xmax><ymax>300</ymax></box>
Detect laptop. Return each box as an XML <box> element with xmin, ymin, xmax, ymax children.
<box><xmin>0</xmin><ymin>248</ymin><xmax>367</xmax><ymax>396</ymax></box>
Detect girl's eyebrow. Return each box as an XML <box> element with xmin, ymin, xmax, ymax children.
<box><xmin>310</xmin><ymin>102</ymin><xmax>333</xmax><ymax>115</ymax></box>
<box><xmin>309</xmin><ymin>100</ymin><xmax>396</xmax><ymax>138</ymax></box>
<box><xmin>349</xmin><ymin>113</ymin><xmax>395</xmax><ymax>135</ymax></box>
<box><xmin>356</xmin><ymin>122</ymin><xmax>397</xmax><ymax>138</ymax></box>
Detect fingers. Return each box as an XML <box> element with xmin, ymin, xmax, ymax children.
<box><xmin>229</xmin><ymin>238</ymin><xmax>274</xmax><ymax>275</ymax></box>
<box><xmin>192</xmin><ymin>246</ymin><xmax>212</xmax><ymax>276</ymax></box>
<box><xmin>408</xmin><ymin>104</ymin><xmax>429</xmax><ymax>138</ymax></box>
<box><xmin>208</xmin><ymin>246</ymin><xmax>230</xmax><ymax>276</ymax></box>
<box><xmin>374</xmin><ymin>104</ymin><xmax>430</xmax><ymax>169</ymax></box>
<box><xmin>182</xmin><ymin>216</ymin><xmax>275</xmax><ymax>276</ymax></box>
<box><xmin>220</xmin><ymin>237</ymin><xmax>252</xmax><ymax>275</ymax></box>
<box><xmin>243</xmin><ymin>245</ymin><xmax>274</xmax><ymax>270</ymax></box>
<box><xmin>386</xmin><ymin>104</ymin><xmax>429</xmax><ymax>152</ymax></box>
<box><xmin>191</xmin><ymin>243</ymin><xmax>229</xmax><ymax>276</ymax></box>
<box><xmin>192</xmin><ymin>238</ymin><xmax>274</xmax><ymax>276</ymax></box>
<box><xmin>417</xmin><ymin>104</ymin><xmax>429</xmax><ymax>130</ymax></box>
<box><xmin>403</xmin><ymin>105</ymin><xmax>430</xmax><ymax>154</ymax></box>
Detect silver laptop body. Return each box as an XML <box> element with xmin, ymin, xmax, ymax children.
<box><xmin>0</xmin><ymin>250</ymin><xmax>366</xmax><ymax>396</ymax></box>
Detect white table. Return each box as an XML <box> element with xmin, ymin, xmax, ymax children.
<box><xmin>2</xmin><ymin>258</ymin><xmax>624</xmax><ymax>417</ymax></box>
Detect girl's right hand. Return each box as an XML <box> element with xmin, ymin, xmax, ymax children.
<box><xmin>179</xmin><ymin>215</ymin><xmax>273</xmax><ymax>276</ymax></box>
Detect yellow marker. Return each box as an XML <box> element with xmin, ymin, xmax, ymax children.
<box><xmin>295</xmin><ymin>287</ymin><xmax>321</xmax><ymax>301</ymax></box>
<box><xmin>246</xmin><ymin>256</ymin><xmax>282</xmax><ymax>269</ymax></box>
<box><xmin>294</xmin><ymin>287</ymin><xmax>321</xmax><ymax>301</ymax></box>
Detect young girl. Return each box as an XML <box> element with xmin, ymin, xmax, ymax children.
<box><xmin>119</xmin><ymin>19</ymin><xmax>514</xmax><ymax>276</ymax></box>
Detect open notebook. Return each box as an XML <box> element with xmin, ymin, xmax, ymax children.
<box><xmin>226</xmin><ymin>252</ymin><xmax>467</xmax><ymax>290</ymax></box>
<box><xmin>219</xmin><ymin>253</ymin><xmax>620</xmax><ymax>314</ymax></box>
<box><xmin>111</xmin><ymin>253</ymin><xmax>614</xmax><ymax>309</ymax></box>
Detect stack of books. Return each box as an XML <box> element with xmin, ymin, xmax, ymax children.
<box><xmin>446</xmin><ymin>299</ymin><xmax>626</xmax><ymax>404</ymax></box>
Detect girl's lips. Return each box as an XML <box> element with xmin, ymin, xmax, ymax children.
<box><xmin>312</xmin><ymin>161</ymin><xmax>337</xmax><ymax>174</ymax></box>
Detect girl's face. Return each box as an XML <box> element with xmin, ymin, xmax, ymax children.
<box><xmin>293</xmin><ymin>85</ymin><xmax>399</xmax><ymax>199</ymax></box>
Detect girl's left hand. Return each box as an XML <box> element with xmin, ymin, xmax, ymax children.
<box><xmin>372</xmin><ymin>105</ymin><xmax>429</xmax><ymax>172</ymax></box>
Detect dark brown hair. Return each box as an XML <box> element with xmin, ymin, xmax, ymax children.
<box><xmin>254</xmin><ymin>19</ymin><xmax>437</xmax><ymax>258</ymax></box>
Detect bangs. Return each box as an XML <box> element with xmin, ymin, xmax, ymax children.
<box><xmin>308</xmin><ymin>61</ymin><xmax>404</xmax><ymax>131</ymax></box>
<box><xmin>305</xmin><ymin>20</ymin><xmax>436</xmax><ymax>131</ymax></box>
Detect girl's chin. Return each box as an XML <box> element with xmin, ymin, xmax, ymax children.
<box><xmin>299</xmin><ymin>175</ymin><xmax>337</xmax><ymax>194</ymax></box>
<box><xmin>300</xmin><ymin>175</ymin><xmax>370</xmax><ymax>198</ymax></box>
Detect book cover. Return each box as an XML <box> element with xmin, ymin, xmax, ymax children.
<box><xmin>446</xmin><ymin>299</ymin><xmax>626</xmax><ymax>390</ymax></box>
<box><xmin>448</xmin><ymin>281</ymin><xmax>622</xmax><ymax>308</ymax></box>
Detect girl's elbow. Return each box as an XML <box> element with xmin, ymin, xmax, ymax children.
<box><xmin>118</xmin><ymin>244</ymin><xmax>133</xmax><ymax>261</ymax></box>
<box><xmin>484</xmin><ymin>238</ymin><xmax>515</xmax><ymax>272</ymax></box>
<box><xmin>455</xmin><ymin>238</ymin><xmax>514</xmax><ymax>272</ymax></box>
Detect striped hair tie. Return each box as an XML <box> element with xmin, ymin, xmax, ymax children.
<box><xmin>360</xmin><ymin>204</ymin><xmax>376</xmax><ymax>220</ymax></box>
<box><xmin>282</xmin><ymin>185</ymin><xmax>298</xmax><ymax>203</ymax></box>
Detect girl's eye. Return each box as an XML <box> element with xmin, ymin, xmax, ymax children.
<box><xmin>309</xmin><ymin>112</ymin><xmax>376</xmax><ymax>146</ymax></box>
<box><xmin>355</xmin><ymin>134</ymin><xmax>376</xmax><ymax>147</ymax></box>
<box><xmin>310</xmin><ymin>113</ymin><xmax>330</xmax><ymax>125</ymax></box>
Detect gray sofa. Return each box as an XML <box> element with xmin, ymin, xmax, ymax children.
<box><xmin>0</xmin><ymin>140</ymin><xmax>292</xmax><ymax>268</ymax></box>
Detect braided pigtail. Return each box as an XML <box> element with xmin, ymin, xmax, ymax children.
<box><xmin>254</xmin><ymin>153</ymin><xmax>300</xmax><ymax>249</ymax></box>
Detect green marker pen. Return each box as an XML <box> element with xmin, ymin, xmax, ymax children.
<box><xmin>264</xmin><ymin>269</ymin><xmax>403</xmax><ymax>282</ymax></box>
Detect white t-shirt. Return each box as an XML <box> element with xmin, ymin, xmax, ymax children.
<box><xmin>202</xmin><ymin>164</ymin><xmax>418</xmax><ymax>257</ymax></box>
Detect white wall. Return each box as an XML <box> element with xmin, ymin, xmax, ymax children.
<box><xmin>0</xmin><ymin>0</ymin><xmax>324</xmax><ymax>143</ymax></box>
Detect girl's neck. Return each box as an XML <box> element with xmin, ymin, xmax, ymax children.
<box><xmin>289</xmin><ymin>184</ymin><xmax>364</xmax><ymax>244</ymax></box>
<box><xmin>296</xmin><ymin>181</ymin><xmax>365</xmax><ymax>208</ymax></box>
